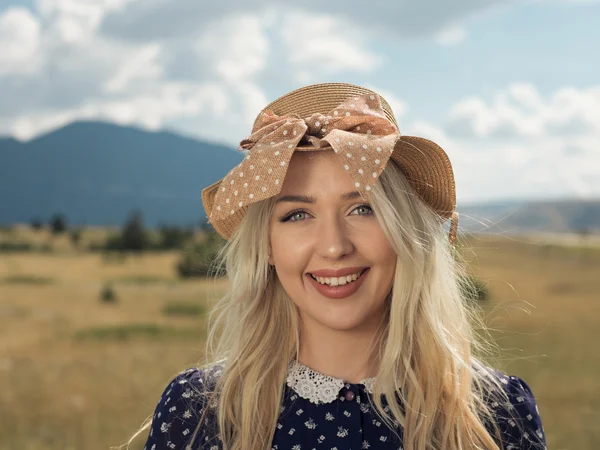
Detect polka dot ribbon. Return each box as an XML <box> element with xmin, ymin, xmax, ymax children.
<box><xmin>209</xmin><ymin>93</ymin><xmax>401</xmax><ymax>224</ymax></box>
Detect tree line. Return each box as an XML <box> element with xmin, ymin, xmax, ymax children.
<box><xmin>28</xmin><ymin>211</ymin><xmax>213</xmax><ymax>252</ymax></box>
<box><xmin>20</xmin><ymin>211</ymin><xmax>226</xmax><ymax>278</ymax></box>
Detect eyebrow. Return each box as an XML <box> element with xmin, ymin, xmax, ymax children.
<box><xmin>275</xmin><ymin>191</ymin><xmax>363</xmax><ymax>204</ymax></box>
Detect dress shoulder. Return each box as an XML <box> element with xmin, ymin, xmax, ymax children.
<box><xmin>143</xmin><ymin>365</ymin><xmax>223</xmax><ymax>450</ymax></box>
<box><xmin>485</xmin><ymin>369</ymin><xmax>548</xmax><ymax>450</ymax></box>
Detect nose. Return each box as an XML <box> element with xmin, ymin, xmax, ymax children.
<box><xmin>315</xmin><ymin>214</ymin><xmax>354</xmax><ymax>260</ymax></box>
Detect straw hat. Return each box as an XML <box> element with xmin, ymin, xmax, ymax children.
<box><xmin>202</xmin><ymin>82</ymin><xmax>458</xmax><ymax>244</ymax></box>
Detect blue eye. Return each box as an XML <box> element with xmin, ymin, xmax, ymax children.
<box><xmin>352</xmin><ymin>205</ymin><xmax>374</xmax><ymax>216</ymax></box>
<box><xmin>279</xmin><ymin>204</ymin><xmax>374</xmax><ymax>223</ymax></box>
<box><xmin>282</xmin><ymin>210</ymin><xmax>308</xmax><ymax>222</ymax></box>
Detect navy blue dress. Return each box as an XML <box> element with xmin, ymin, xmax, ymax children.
<box><xmin>143</xmin><ymin>361</ymin><xmax>547</xmax><ymax>450</ymax></box>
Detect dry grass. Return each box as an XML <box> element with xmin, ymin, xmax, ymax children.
<box><xmin>460</xmin><ymin>234</ymin><xmax>600</xmax><ymax>450</ymax></box>
<box><xmin>0</xmin><ymin>231</ymin><xmax>598</xmax><ymax>450</ymax></box>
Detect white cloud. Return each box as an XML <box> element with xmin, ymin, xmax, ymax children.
<box><xmin>229</xmin><ymin>81</ymin><xmax>270</xmax><ymax>125</ymax></box>
<box><xmin>406</xmin><ymin>120</ymin><xmax>600</xmax><ymax>203</ymax></box>
<box><xmin>0</xmin><ymin>7</ymin><xmax>42</xmax><ymax>75</ymax></box>
<box><xmin>0</xmin><ymin>4</ymin><xmax>274</xmax><ymax>142</ymax></box>
<box><xmin>10</xmin><ymin>81</ymin><xmax>231</xmax><ymax>140</ymax></box>
<box><xmin>37</xmin><ymin>0</ymin><xmax>139</xmax><ymax>45</ymax></box>
<box><xmin>103</xmin><ymin>43</ymin><xmax>164</xmax><ymax>93</ymax></box>
<box><xmin>432</xmin><ymin>83</ymin><xmax>600</xmax><ymax>202</ymax></box>
<box><xmin>434</xmin><ymin>24</ymin><xmax>467</xmax><ymax>46</ymax></box>
<box><xmin>280</xmin><ymin>11</ymin><xmax>383</xmax><ymax>79</ymax></box>
<box><xmin>99</xmin><ymin>0</ymin><xmax>509</xmax><ymax>42</ymax></box>
<box><xmin>446</xmin><ymin>83</ymin><xmax>600</xmax><ymax>139</ymax></box>
<box><xmin>196</xmin><ymin>13</ymin><xmax>270</xmax><ymax>82</ymax></box>
<box><xmin>507</xmin><ymin>83</ymin><xmax>544</xmax><ymax>110</ymax></box>
<box><xmin>11</xmin><ymin>108</ymin><xmax>81</xmax><ymax>141</ymax></box>
<box><xmin>0</xmin><ymin>5</ymin><xmax>388</xmax><ymax>142</ymax></box>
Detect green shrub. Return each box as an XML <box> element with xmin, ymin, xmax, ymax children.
<box><xmin>157</xmin><ymin>225</ymin><xmax>194</xmax><ymax>250</ymax></box>
<box><xmin>69</xmin><ymin>228</ymin><xmax>83</xmax><ymax>247</ymax></box>
<box><xmin>101</xmin><ymin>233</ymin><xmax>123</xmax><ymax>252</ymax></box>
<box><xmin>0</xmin><ymin>242</ymin><xmax>33</xmax><ymax>253</ymax></box>
<box><xmin>101</xmin><ymin>211</ymin><xmax>151</xmax><ymax>253</ymax></box>
<box><xmin>30</xmin><ymin>217</ymin><xmax>44</xmax><ymax>231</ymax></box>
<box><xmin>112</xmin><ymin>275</ymin><xmax>173</xmax><ymax>285</ymax></box>
<box><xmin>177</xmin><ymin>231</ymin><xmax>226</xmax><ymax>278</ymax></box>
<box><xmin>1</xmin><ymin>275</ymin><xmax>55</xmax><ymax>285</ymax></box>
<box><xmin>162</xmin><ymin>302</ymin><xmax>206</xmax><ymax>317</ymax></box>
<box><xmin>120</xmin><ymin>211</ymin><xmax>150</xmax><ymax>252</ymax></box>
<box><xmin>100</xmin><ymin>250</ymin><xmax>127</xmax><ymax>264</ymax></box>
<box><xmin>50</xmin><ymin>213</ymin><xmax>68</xmax><ymax>234</ymax></box>
<box><xmin>100</xmin><ymin>283</ymin><xmax>118</xmax><ymax>303</ymax></box>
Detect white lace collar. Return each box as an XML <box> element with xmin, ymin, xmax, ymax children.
<box><xmin>286</xmin><ymin>359</ymin><xmax>376</xmax><ymax>404</ymax></box>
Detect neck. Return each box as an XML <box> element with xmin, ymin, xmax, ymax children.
<box><xmin>297</xmin><ymin>318</ymin><xmax>385</xmax><ymax>383</ymax></box>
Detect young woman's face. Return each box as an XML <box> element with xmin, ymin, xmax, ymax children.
<box><xmin>268</xmin><ymin>150</ymin><xmax>397</xmax><ymax>334</ymax></box>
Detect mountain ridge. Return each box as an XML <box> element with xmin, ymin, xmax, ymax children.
<box><xmin>0</xmin><ymin>120</ymin><xmax>244</xmax><ymax>227</ymax></box>
<box><xmin>1</xmin><ymin>120</ymin><xmax>598</xmax><ymax>232</ymax></box>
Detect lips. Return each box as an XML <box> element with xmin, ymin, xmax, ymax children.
<box><xmin>309</xmin><ymin>268</ymin><xmax>368</xmax><ymax>285</ymax></box>
<box><xmin>307</xmin><ymin>266</ymin><xmax>369</xmax><ymax>278</ymax></box>
<box><xmin>306</xmin><ymin>268</ymin><xmax>370</xmax><ymax>299</ymax></box>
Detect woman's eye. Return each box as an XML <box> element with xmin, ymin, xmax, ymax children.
<box><xmin>352</xmin><ymin>205</ymin><xmax>374</xmax><ymax>216</ymax></box>
<box><xmin>280</xmin><ymin>204</ymin><xmax>373</xmax><ymax>223</ymax></box>
<box><xmin>285</xmin><ymin>211</ymin><xmax>308</xmax><ymax>222</ymax></box>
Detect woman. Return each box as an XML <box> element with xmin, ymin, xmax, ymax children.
<box><xmin>135</xmin><ymin>83</ymin><xmax>546</xmax><ymax>450</ymax></box>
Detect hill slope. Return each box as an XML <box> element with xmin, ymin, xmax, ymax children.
<box><xmin>0</xmin><ymin>121</ymin><xmax>243</xmax><ymax>227</ymax></box>
<box><xmin>1</xmin><ymin>121</ymin><xmax>598</xmax><ymax>232</ymax></box>
<box><xmin>459</xmin><ymin>199</ymin><xmax>600</xmax><ymax>234</ymax></box>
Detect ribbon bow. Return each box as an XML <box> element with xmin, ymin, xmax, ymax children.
<box><xmin>210</xmin><ymin>94</ymin><xmax>400</xmax><ymax>222</ymax></box>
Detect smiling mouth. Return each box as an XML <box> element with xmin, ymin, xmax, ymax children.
<box><xmin>308</xmin><ymin>268</ymin><xmax>369</xmax><ymax>286</ymax></box>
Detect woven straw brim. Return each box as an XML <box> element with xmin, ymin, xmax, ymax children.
<box><xmin>202</xmin><ymin>83</ymin><xmax>456</xmax><ymax>239</ymax></box>
<box><xmin>254</xmin><ymin>83</ymin><xmax>398</xmax><ymax>131</ymax></box>
<box><xmin>391</xmin><ymin>136</ymin><xmax>455</xmax><ymax>220</ymax></box>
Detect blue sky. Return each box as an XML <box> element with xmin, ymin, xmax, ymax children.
<box><xmin>1</xmin><ymin>0</ymin><xmax>598</xmax><ymax>204</ymax></box>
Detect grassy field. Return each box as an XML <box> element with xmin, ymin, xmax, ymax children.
<box><xmin>0</xmin><ymin>230</ymin><xmax>598</xmax><ymax>450</ymax></box>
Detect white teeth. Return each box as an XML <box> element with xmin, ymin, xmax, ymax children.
<box><xmin>311</xmin><ymin>271</ymin><xmax>363</xmax><ymax>286</ymax></box>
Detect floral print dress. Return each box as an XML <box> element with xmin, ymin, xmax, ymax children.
<box><xmin>143</xmin><ymin>361</ymin><xmax>547</xmax><ymax>450</ymax></box>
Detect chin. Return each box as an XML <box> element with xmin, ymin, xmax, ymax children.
<box><xmin>311</xmin><ymin>311</ymin><xmax>373</xmax><ymax>333</ymax></box>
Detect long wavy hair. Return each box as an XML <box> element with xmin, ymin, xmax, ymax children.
<box><xmin>125</xmin><ymin>157</ymin><xmax>516</xmax><ymax>450</ymax></box>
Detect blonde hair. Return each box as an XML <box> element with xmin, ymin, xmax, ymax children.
<box><xmin>123</xmin><ymin>158</ymin><xmax>517</xmax><ymax>450</ymax></box>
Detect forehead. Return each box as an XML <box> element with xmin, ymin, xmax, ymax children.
<box><xmin>279</xmin><ymin>150</ymin><xmax>356</xmax><ymax>195</ymax></box>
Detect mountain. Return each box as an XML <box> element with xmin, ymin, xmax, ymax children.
<box><xmin>0</xmin><ymin>121</ymin><xmax>598</xmax><ymax>232</ymax></box>
<box><xmin>458</xmin><ymin>199</ymin><xmax>600</xmax><ymax>234</ymax></box>
<box><xmin>0</xmin><ymin>121</ymin><xmax>244</xmax><ymax>227</ymax></box>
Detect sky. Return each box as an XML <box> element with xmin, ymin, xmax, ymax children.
<box><xmin>1</xmin><ymin>0</ymin><xmax>599</xmax><ymax>204</ymax></box>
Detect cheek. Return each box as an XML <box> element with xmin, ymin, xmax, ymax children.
<box><xmin>270</xmin><ymin>234</ymin><xmax>311</xmax><ymax>274</ymax></box>
<box><xmin>363</xmin><ymin>230</ymin><xmax>397</xmax><ymax>262</ymax></box>
<box><xmin>364</xmin><ymin>234</ymin><xmax>397</xmax><ymax>287</ymax></box>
